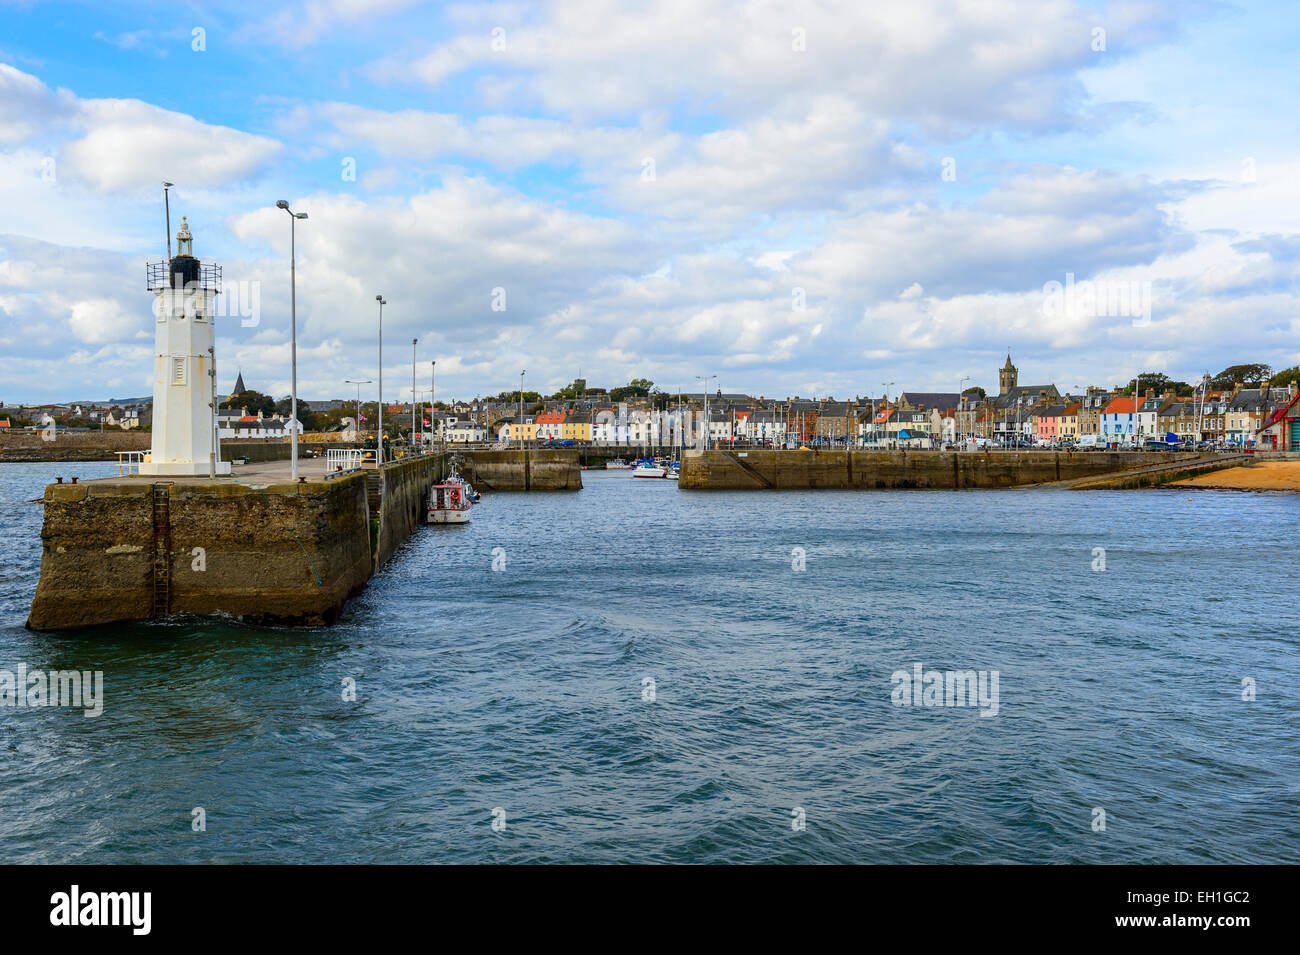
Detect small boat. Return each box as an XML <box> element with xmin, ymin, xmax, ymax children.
<box><xmin>426</xmin><ymin>481</ymin><xmax>471</xmax><ymax>523</ymax></box>
<box><xmin>632</xmin><ymin>461</ymin><xmax>668</xmax><ymax>478</ymax></box>
<box><xmin>604</xmin><ymin>458</ymin><xmax>630</xmax><ymax>469</ymax></box>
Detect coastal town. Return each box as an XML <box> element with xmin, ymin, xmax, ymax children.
<box><xmin>6</xmin><ymin>355</ymin><xmax>1300</xmax><ymax>453</ymax></box>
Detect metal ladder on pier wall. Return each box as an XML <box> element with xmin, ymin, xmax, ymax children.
<box><xmin>151</xmin><ymin>482</ymin><xmax>173</xmax><ymax>617</ymax></box>
<box><xmin>365</xmin><ymin>471</ymin><xmax>384</xmax><ymax>515</ymax></box>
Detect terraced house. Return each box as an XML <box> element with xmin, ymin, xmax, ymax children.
<box><xmin>815</xmin><ymin>400</ymin><xmax>856</xmax><ymax>444</ymax></box>
<box><xmin>1100</xmin><ymin>396</ymin><xmax>1139</xmax><ymax>444</ymax></box>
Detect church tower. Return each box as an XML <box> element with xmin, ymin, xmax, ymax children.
<box><xmin>999</xmin><ymin>353</ymin><xmax>1018</xmax><ymax>396</ymax></box>
<box><xmin>140</xmin><ymin>217</ymin><xmax>231</xmax><ymax>476</ymax></box>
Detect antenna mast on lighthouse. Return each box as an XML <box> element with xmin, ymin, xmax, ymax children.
<box><xmin>163</xmin><ymin>181</ymin><xmax>174</xmax><ymax>261</ymax></box>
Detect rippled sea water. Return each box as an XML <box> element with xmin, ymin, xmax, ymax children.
<box><xmin>1</xmin><ymin>461</ymin><xmax>1297</xmax><ymax>863</ymax></box>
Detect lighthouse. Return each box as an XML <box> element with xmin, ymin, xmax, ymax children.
<box><xmin>140</xmin><ymin>217</ymin><xmax>231</xmax><ymax>476</ymax></box>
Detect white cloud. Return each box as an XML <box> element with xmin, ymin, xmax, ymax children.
<box><xmin>383</xmin><ymin>0</ymin><xmax>1172</xmax><ymax>132</ymax></box>
<box><xmin>68</xmin><ymin>297</ymin><xmax>144</xmax><ymax>344</ymax></box>
<box><xmin>61</xmin><ymin>99</ymin><xmax>281</xmax><ymax>192</ymax></box>
<box><xmin>0</xmin><ymin>62</ymin><xmax>75</xmax><ymax>144</ymax></box>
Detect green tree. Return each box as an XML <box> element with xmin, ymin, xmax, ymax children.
<box><xmin>1211</xmin><ymin>363</ymin><xmax>1272</xmax><ymax>388</ymax></box>
<box><xmin>1271</xmin><ymin>366</ymin><xmax>1300</xmax><ymax>389</ymax></box>
<box><xmin>220</xmin><ymin>389</ymin><xmax>275</xmax><ymax>417</ymax></box>
<box><xmin>610</xmin><ymin>378</ymin><xmax>654</xmax><ymax>402</ymax></box>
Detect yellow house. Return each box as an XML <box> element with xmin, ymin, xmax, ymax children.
<box><xmin>1058</xmin><ymin>401</ymin><xmax>1081</xmax><ymax>439</ymax></box>
<box><xmin>562</xmin><ymin>413</ymin><xmax>592</xmax><ymax>442</ymax></box>
<box><xmin>498</xmin><ymin>416</ymin><xmax>536</xmax><ymax>442</ymax></box>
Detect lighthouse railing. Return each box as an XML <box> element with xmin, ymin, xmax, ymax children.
<box><xmin>117</xmin><ymin>451</ymin><xmax>145</xmax><ymax>476</ymax></box>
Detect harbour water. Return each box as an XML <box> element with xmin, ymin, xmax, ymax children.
<box><xmin>2</xmin><ymin>462</ymin><xmax>1297</xmax><ymax>863</ymax></box>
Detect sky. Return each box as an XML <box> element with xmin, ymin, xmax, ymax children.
<box><xmin>0</xmin><ymin>0</ymin><xmax>1297</xmax><ymax>405</ymax></box>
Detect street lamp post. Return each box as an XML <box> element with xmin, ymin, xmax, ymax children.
<box><xmin>696</xmin><ymin>374</ymin><xmax>716</xmax><ymax>449</ymax></box>
<box><xmin>882</xmin><ymin>381</ymin><xmax>895</xmax><ymax>448</ymax></box>
<box><xmin>375</xmin><ymin>295</ymin><xmax>386</xmax><ymax>464</ymax></box>
<box><xmin>430</xmin><ymin>360</ymin><xmax>436</xmax><ymax>452</ymax></box>
<box><xmin>344</xmin><ymin>379</ymin><xmax>371</xmax><ymax>442</ymax></box>
<box><xmin>959</xmin><ymin>376</ymin><xmax>970</xmax><ymax>441</ymax></box>
<box><xmin>519</xmin><ymin>370</ymin><xmax>525</xmax><ymax>452</ymax></box>
<box><xmin>411</xmin><ymin>338</ymin><xmax>418</xmax><ymax>452</ymax></box>
<box><xmin>276</xmin><ymin>200</ymin><xmax>308</xmax><ymax>480</ymax></box>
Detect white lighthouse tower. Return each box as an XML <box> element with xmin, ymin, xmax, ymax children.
<box><xmin>140</xmin><ymin>217</ymin><xmax>231</xmax><ymax>476</ymax></box>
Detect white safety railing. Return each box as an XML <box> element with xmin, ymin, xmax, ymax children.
<box><xmin>326</xmin><ymin>448</ymin><xmax>364</xmax><ymax>476</ymax></box>
<box><xmin>117</xmin><ymin>451</ymin><xmax>145</xmax><ymax>476</ymax></box>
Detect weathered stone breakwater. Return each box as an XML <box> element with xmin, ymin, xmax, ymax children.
<box><xmin>24</xmin><ymin>449</ymin><xmax>580</xmax><ymax>631</ymax></box>
<box><xmin>677</xmin><ymin>448</ymin><xmax>1240</xmax><ymax>489</ymax></box>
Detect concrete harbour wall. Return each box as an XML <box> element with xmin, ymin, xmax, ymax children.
<box><xmin>459</xmin><ymin>449</ymin><xmax>582</xmax><ymax>491</ymax></box>
<box><xmin>678</xmin><ymin>449</ymin><xmax>1222</xmax><ymax>490</ymax></box>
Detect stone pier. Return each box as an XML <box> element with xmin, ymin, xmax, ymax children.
<box><xmin>677</xmin><ymin>448</ymin><xmax>1233</xmax><ymax>490</ymax></box>
<box><xmin>24</xmin><ymin>448</ymin><xmax>580</xmax><ymax>631</ymax></box>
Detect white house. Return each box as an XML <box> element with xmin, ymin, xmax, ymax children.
<box><xmin>444</xmin><ymin>420</ymin><xmax>487</xmax><ymax>443</ymax></box>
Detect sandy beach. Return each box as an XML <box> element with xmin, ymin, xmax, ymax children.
<box><xmin>1173</xmin><ymin>460</ymin><xmax>1300</xmax><ymax>491</ymax></box>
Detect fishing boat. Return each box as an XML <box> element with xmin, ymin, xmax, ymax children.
<box><xmin>604</xmin><ymin>458</ymin><xmax>630</xmax><ymax>469</ymax></box>
<box><xmin>426</xmin><ymin>481</ymin><xmax>471</xmax><ymax>523</ymax></box>
<box><xmin>427</xmin><ymin>457</ymin><xmax>474</xmax><ymax>523</ymax></box>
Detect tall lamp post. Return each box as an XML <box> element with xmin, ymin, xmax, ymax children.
<box><xmin>411</xmin><ymin>338</ymin><xmax>418</xmax><ymax>451</ymax></box>
<box><xmin>276</xmin><ymin>200</ymin><xmax>308</xmax><ymax>480</ymax></box>
<box><xmin>959</xmin><ymin>376</ymin><xmax>970</xmax><ymax>441</ymax></box>
<box><xmin>375</xmin><ymin>295</ymin><xmax>386</xmax><ymax>464</ymax></box>
<box><xmin>430</xmin><ymin>360</ymin><xmax>436</xmax><ymax>451</ymax></box>
<box><xmin>882</xmin><ymin>381</ymin><xmax>895</xmax><ymax>448</ymax></box>
<box><xmin>519</xmin><ymin>370</ymin><xmax>526</xmax><ymax>452</ymax></box>
<box><xmin>344</xmin><ymin>379</ymin><xmax>371</xmax><ymax>442</ymax></box>
<box><xmin>696</xmin><ymin>374</ymin><xmax>715</xmax><ymax>449</ymax></box>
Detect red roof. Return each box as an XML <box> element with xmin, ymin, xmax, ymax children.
<box><xmin>1262</xmin><ymin>390</ymin><xmax>1300</xmax><ymax>429</ymax></box>
<box><xmin>1102</xmin><ymin>397</ymin><xmax>1139</xmax><ymax>414</ymax></box>
<box><xmin>535</xmin><ymin>411</ymin><xmax>566</xmax><ymax>424</ymax></box>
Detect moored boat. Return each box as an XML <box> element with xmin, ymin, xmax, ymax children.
<box><xmin>426</xmin><ymin>482</ymin><xmax>471</xmax><ymax>523</ymax></box>
<box><xmin>632</xmin><ymin>462</ymin><xmax>668</xmax><ymax>478</ymax></box>
<box><xmin>604</xmin><ymin>458</ymin><xmax>630</xmax><ymax>469</ymax></box>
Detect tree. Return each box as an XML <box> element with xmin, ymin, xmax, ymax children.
<box><xmin>962</xmin><ymin>386</ymin><xmax>986</xmax><ymax>399</ymax></box>
<box><xmin>1121</xmin><ymin>373</ymin><xmax>1171</xmax><ymax>395</ymax></box>
<box><xmin>610</xmin><ymin>378</ymin><xmax>654</xmax><ymax>402</ymax></box>
<box><xmin>1118</xmin><ymin>374</ymin><xmax>1195</xmax><ymax>397</ymax></box>
<box><xmin>220</xmin><ymin>389</ymin><xmax>275</xmax><ymax>417</ymax></box>
<box><xmin>1271</xmin><ymin>366</ymin><xmax>1300</xmax><ymax>389</ymax></box>
<box><xmin>1211</xmin><ymin>363</ymin><xmax>1272</xmax><ymax>388</ymax></box>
